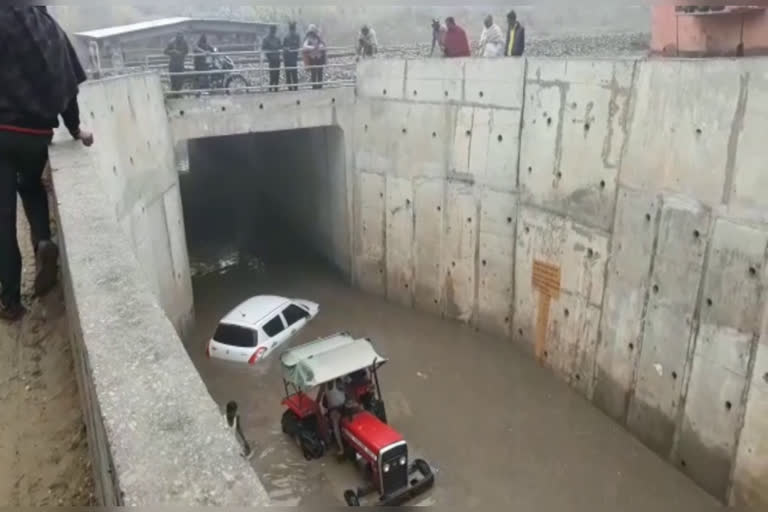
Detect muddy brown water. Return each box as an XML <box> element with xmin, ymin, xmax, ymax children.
<box><xmin>184</xmin><ymin>256</ymin><xmax>721</xmax><ymax>510</ymax></box>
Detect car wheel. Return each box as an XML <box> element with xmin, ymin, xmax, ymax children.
<box><xmin>343</xmin><ymin>490</ymin><xmax>360</xmax><ymax>507</ymax></box>
<box><xmin>281</xmin><ymin>410</ymin><xmax>299</xmax><ymax>435</ymax></box>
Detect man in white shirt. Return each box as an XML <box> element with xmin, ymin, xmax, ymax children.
<box><xmin>478</xmin><ymin>15</ymin><xmax>505</xmax><ymax>57</ymax></box>
<box><xmin>325</xmin><ymin>379</ymin><xmax>347</xmax><ymax>457</ymax></box>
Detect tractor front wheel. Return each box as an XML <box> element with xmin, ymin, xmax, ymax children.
<box><xmin>281</xmin><ymin>410</ymin><xmax>299</xmax><ymax>435</ymax></box>
<box><xmin>414</xmin><ymin>458</ymin><xmax>432</xmax><ymax>478</ymax></box>
<box><xmin>343</xmin><ymin>490</ymin><xmax>360</xmax><ymax>507</ymax></box>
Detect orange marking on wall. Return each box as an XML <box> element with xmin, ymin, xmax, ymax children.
<box><xmin>532</xmin><ymin>260</ymin><xmax>561</xmax><ymax>364</ymax></box>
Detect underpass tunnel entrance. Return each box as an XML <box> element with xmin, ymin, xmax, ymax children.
<box><xmin>180</xmin><ymin>126</ymin><xmax>348</xmax><ymax>276</ymax></box>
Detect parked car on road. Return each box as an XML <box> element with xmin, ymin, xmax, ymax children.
<box><xmin>206</xmin><ymin>296</ymin><xmax>319</xmax><ymax>365</ymax></box>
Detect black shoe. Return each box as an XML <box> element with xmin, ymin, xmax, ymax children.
<box><xmin>34</xmin><ymin>240</ymin><xmax>59</xmax><ymax>297</ymax></box>
<box><xmin>0</xmin><ymin>301</ymin><xmax>26</xmax><ymax>322</ymax></box>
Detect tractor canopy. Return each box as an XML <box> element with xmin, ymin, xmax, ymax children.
<box><xmin>280</xmin><ymin>333</ymin><xmax>387</xmax><ymax>390</ymax></box>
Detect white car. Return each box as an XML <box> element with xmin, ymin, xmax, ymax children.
<box><xmin>206</xmin><ymin>296</ymin><xmax>319</xmax><ymax>365</ymax></box>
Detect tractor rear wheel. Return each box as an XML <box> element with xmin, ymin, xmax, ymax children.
<box><xmin>343</xmin><ymin>490</ymin><xmax>360</xmax><ymax>506</ymax></box>
<box><xmin>371</xmin><ymin>399</ymin><xmax>388</xmax><ymax>424</ymax></box>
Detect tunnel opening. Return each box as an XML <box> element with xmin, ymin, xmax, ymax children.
<box><xmin>180</xmin><ymin>126</ymin><xmax>348</xmax><ymax>275</ymax></box>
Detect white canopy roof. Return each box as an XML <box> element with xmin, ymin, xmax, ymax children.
<box><xmin>281</xmin><ymin>333</ymin><xmax>387</xmax><ymax>390</ymax></box>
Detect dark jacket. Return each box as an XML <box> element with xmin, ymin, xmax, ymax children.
<box><xmin>0</xmin><ymin>7</ymin><xmax>85</xmax><ymax>137</ymax></box>
<box><xmin>283</xmin><ymin>32</ymin><xmax>301</xmax><ymax>65</ymax></box>
<box><xmin>262</xmin><ymin>34</ymin><xmax>282</xmax><ymax>64</ymax></box>
<box><xmin>164</xmin><ymin>37</ymin><xmax>189</xmax><ymax>71</ymax></box>
<box><xmin>505</xmin><ymin>22</ymin><xmax>526</xmax><ymax>57</ymax></box>
<box><xmin>194</xmin><ymin>40</ymin><xmax>214</xmax><ymax>71</ymax></box>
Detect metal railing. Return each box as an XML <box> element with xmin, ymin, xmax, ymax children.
<box><xmin>85</xmin><ymin>44</ymin><xmax>430</xmax><ymax>97</ymax></box>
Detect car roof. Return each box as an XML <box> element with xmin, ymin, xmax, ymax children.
<box><xmin>220</xmin><ymin>295</ymin><xmax>291</xmax><ymax>328</ymax></box>
<box><xmin>281</xmin><ymin>333</ymin><xmax>387</xmax><ymax>389</ymax></box>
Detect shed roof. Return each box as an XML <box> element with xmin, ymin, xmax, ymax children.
<box><xmin>75</xmin><ymin>17</ymin><xmax>274</xmax><ymax>41</ymax></box>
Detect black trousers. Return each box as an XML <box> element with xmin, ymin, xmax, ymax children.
<box><xmin>285</xmin><ymin>63</ymin><xmax>299</xmax><ymax>91</ymax></box>
<box><xmin>0</xmin><ymin>131</ymin><xmax>52</xmax><ymax>305</ymax></box>
<box><xmin>309</xmin><ymin>62</ymin><xmax>324</xmax><ymax>89</ymax></box>
<box><xmin>268</xmin><ymin>62</ymin><xmax>280</xmax><ymax>92</ymax></box>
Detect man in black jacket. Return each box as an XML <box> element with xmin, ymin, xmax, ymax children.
<box><xmin>505</xmin><ymin>9</ymin><xmax>526</xmax><ymax>57</ymax></box>
<box><xmin>262</xmin><ymin>25</ymin><xmax>283</xmax><ymax>92</ymax></box>
<box><xmin>283</xmin><ymin>22</ymin><xmax>301</xmax><ymax>91</ymax></box>
<box><xmin>0</xmin><ymin>7</ymin><xmax>94</xmax><ymax>321</ymax></box>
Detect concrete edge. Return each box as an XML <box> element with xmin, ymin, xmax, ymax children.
<box><xmin>49</xmin><ymin>141</ymin><xmax>270</xmax><ymax>506</ymax></box>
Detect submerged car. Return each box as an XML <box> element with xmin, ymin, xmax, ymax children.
<box><xmin>206</xmin><ymin>296</ymin><xmax>319</xmax><ymax>365</ymax></box>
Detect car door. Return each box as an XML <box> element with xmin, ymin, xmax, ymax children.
<box><xmin>260</xmin><ymin>313</ymin><xmax>288</xmax><ymax>355</ymax></box>
<box><xmin>281</xmin><ymin>303</ymin><xmax>312</xmax><ymax>338</ymax></box>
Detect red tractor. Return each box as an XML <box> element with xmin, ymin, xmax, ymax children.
<box><xmin>279</xmin><ymin>333</ymin><xmax>434</xmax><ymax>506</ymax></box>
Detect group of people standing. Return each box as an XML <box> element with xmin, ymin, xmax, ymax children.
<box><xmin>261</xmin><ymin>22</ymin><xmax>328</xmax><ymax>92</ymax></box>
<box><xmin>432</xmin><ymin>10</ymin><xmax>526</xmax><ymax>58</ymax></box>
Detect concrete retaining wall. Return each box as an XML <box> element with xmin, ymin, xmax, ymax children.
<box><xmin>57</xmin><ymin>74</ymin><xmax>194</xmax><ymax>335</ymax></box>
<box><xmin>352</xmin><ymin>57</ymin><xmax>768</xmax><ymax>509</ymax></box>
<box><xmin>48</xmin><ymin>76</ymin><xmax>269</xmax><ymax>505</ymax></box>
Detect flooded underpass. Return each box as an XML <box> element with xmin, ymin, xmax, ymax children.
<box><xmin>177</xmin><ymin>127</ymin><xmax>722</xmax><ymax>510</ymax></box>
<box><xmin>184</xmin><ymin>254</ymin><xmax>720</xmax><ymax>510</ymax></box>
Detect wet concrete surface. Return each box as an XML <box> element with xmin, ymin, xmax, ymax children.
<box><xmin>184</xmin><ymin>258</ymin><xmax>722</xmax><ymax>510</ymax></box>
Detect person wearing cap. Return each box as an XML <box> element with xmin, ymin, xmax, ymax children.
<box><xmin>505</xmin><ymin>9</ymin><xmax>526</xmax><ymax>57</ymax></box>
<box><xmin>283</xmin><ymin>22</ymin><xmax>302</xmax><ymax>91</ymax></box>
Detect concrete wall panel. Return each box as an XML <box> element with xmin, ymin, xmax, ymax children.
<box><xmin>676</xmin><ymin>220</ymin><xmax>768</xmax><ymax>499</ymax></box>
<box><xmin>355</xmin><ymin>171</ymin><xmax>386</xmax><ymax>295</ymax></box>
<box><xmin>513</xmin><ymin>206</ymin><xmax>608</xmax><ymax>366</ymax></box>
<box><xmin>386</xmin><ymin>177</ymin><xmax>415</xmax><ymax>307</ymax></box>
<box><xmin>451</xmin><ymin>107</ymin><xmax>474</xmax><ymax>177</ymax></box>
<box><xmin>394</xmin><ymin>104</ymin><xmax>455</xmax><ymax>180</ymax></box>
<box><xmin>414</xmin><ymin>179</ymin><xmax>445</xmax><ymax>315</ymax></box>
<box><xmin>621</xmin><ymin>60</ymin><xmax>744</xmax><ymax>205</ymax></box>
<box><xmin>463</xmin><ymin>58</ymin><xmax>525</xmax><ymax>109</ymax></box>
<box><xmin>477</xmin><ymin>188</ymin><xmax>517</xmax><ymax>336</ymax></box>
<box><xmin>520</xmin><ymin>59</ymin><xmax>635</xmax><ymax>230</ymax></box>
<box><xmin>404</xmin><ymin>59</ymin><xmax>463</xmax><ymax>103</ymax></box>
<box><xmin>731</xmin><ymin>338</ymin><xmax>768</xmax><ymax>509</ymax></box>
<box><xmin>594</xmin><ymin>187</ymin><xmax>660</xmax><ymax>421</ymax></box>
<box><xmin>729</xmin><ymin>64</ymin><xmax>768</xmax><ymax>209</ymax></box>
<box><xmin>627</xmin><ymin>196</ymin><xmax>711</xmax><ymax>457</ymax></box>
<box><xmin>471</xmin><ymin>109</ymin><xmax>521</xmax><ymax>191</ymax></box>
<box><xmin>442</xmin><ymin>181</ymin><xmax>477</xmax><ymax>323</ymax></box>
<box><xmin>355</xmin><ymin>59</ymin><xmax>405</xmax><ymax>100</ymax></box>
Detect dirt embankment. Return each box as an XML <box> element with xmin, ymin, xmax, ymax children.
<box><xmin>0</xmin><ymin>185</ymin><xmax>94</xmax><ymax>506</ymax></box>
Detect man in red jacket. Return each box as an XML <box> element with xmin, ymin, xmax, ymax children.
<box><xmin>0</xmin><ymin>7</ymin><xmax>94</xmax><ymax>321</ymax></box>
<box><xmin>443</xmin><ymin>17</ymin><xmax>471</xmax><ymax>58</ymax></box>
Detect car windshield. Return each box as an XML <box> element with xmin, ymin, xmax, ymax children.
<box><xmin>214</xmin><ymin>323</ymin><xmax>256</xmax><ymax>348</ymax></box>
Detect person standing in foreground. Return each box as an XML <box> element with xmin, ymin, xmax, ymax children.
<box><xmin>505</xmin><ymin>9</ymin><xmax>526</xmax><ymax>57</ymax></box>
<box><xmin>0</xmin><ymin>7</ymin><xmax>94</xmax><ymax>322</ymax></box>
<box><xmin>303</xmin><ymin>25</ymin><xmax>327</xmax><ymax>89</ymax></box>
<box><xmin>443</xmin><ymin>17</ymin><xmax>471</xmax><ymax>58</ymax></box>
<box><xmin>262</xmin><ymin>25</ymin><xmax>283</xmax><ymax>92</ymax></box>
<box><xmin>283</xmin><ymin>22</ymin><xmax>302</xmax><ymax>91</ymax></box>
<box><xmin>478</xmin><ymin>14</ymin><xmax>505</xmax><ymax>57</ymax></box>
